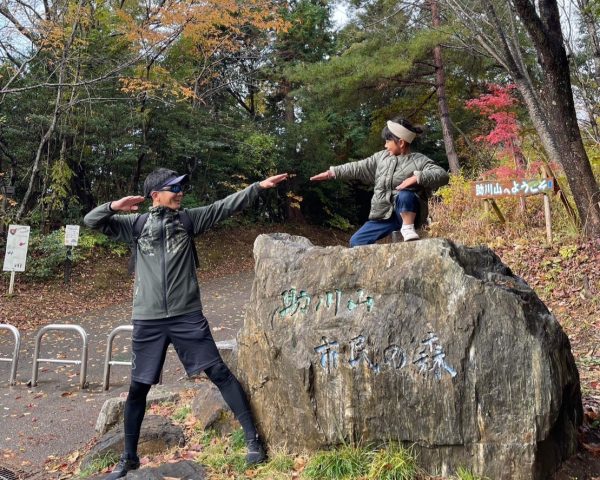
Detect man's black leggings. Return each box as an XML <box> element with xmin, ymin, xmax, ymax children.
<box><xmin>123</xmin><ymin>361</ymin><xmax>257</xmax><ymax>458</ymax></box>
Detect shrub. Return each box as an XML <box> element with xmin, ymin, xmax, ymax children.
<box><xmin>21</xmin><ymin>227</ymin><xmax>129</xmax><ymax>281</ymax></box>
<box><xmin>25</xmin><ymin>229</ymin><xmax>77</xmax><ymax>280</ymax></box>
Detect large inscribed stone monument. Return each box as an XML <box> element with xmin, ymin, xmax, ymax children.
<box><xmin>236</xmin><ymin>234</ymin><xmax>582</xmax><ymax>480</ymax></box>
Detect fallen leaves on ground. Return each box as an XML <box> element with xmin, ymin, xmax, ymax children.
<box><xmin>494</xmin><ymin>237</ymin><xmax>600</xmax><ymax>399</ymax></box>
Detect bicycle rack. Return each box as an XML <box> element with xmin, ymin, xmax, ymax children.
<box><xmin>30</xmin><ymin>324</ymin><xmax>89</xmax><ymax>389</ymax></box>
<box><xmin>103</xmin><ymin>325</ymin><xmax>166</xmax><ymax>391</ymax></box>
<box><xmin>102</xmin><ymin>325</ymin><xmax>133</xmax><ymax>391</ymax></box>
<box><xmin>0</xmin><ymin>324</ymin><xmax>21</xmax><ymax>386</ymax></box>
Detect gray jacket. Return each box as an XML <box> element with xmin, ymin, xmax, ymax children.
<box><xmin>331</xmin><ymin>150</ymin><xmax>449</xmax><ymax>227</ymax></box>
<box><xmin>84</xmin><ymin>183</ymin><xmax>262</xmax><ymax>320</ymax></box>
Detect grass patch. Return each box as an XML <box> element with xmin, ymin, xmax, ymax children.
<box><xmin>454</xmin><ymin>466</ymin><xmax>490</xmax><ymax>480</ymax></box>
<box><xmin>197</xmin><ymin>428</ymin><xmax>247</xmax><ymax>476</ymax></box>
<box><xmin>578</xmin><ymin>357</ymin><xmax>600</xmax><ymax>367</ymax></box>
<box><xmin>230</xmin><ymin>428</ymin><xmax>246</xmax><ymax>451</ymax></box>
<box><xmin>201</xmin><ymin>450</ymin><xmax>248</xmax><ymax>475</ymax></box>
<box><xmin>265</xmin><ymin>450</ymin><xmax>295</xmax><ymax>472</ymax></box>
<box><xmin>197</xmin><ymin>427</ymin><xmax>219</xmax><ymax>447</ymax></box>
<box><xmin>195</xmin><ymin>428</ymin><xmax>297</xmax><ymax>479</ymax></box>
<box><xmin>303</xmin><ymin>444</ymin><xmax>371</xmax><ymax>479</ymax></box>
<box><xmin>77</xmin><ymin>451</ymin><xmax>120</xmax><ymax>478</ymax></box>
<box><xmin>172</xmin><ymin>405</ymin><xmax>191</xmax><ymax>422</ymax></box>
<box><xmin>367</xmin><ymin>443</ymin><xmax>419</xmax><ymax>480</ymax></box>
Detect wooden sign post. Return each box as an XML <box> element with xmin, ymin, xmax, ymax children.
<box><xmin>473</xmin><ymin>178</ymin><xmax>555</xmax><ymax>243</ymax></box>
<box><xmin>64</xmin><ymin>225</ymin><xmax>80</xmax><ymax>284</ymax></box>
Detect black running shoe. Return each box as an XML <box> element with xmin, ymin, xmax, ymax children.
<box><xmin>104</xmin><ymin>454</ymin><xmax>140</xmax><ymax>479</ymax></box>
<box><xmin>246</xmin><ymin>437</ymin><xmax>267</xmax><ymax>465</ymax></box>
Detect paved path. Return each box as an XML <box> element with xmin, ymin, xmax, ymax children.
<box><xmin>0</xmin><ymin>270</ymin><xmax>254</xmax><ymax>478</ymax></box>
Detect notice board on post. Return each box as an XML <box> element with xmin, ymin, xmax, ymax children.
<box><xmin>3</xmin><ymin>225</ymin><xmax>31</xmax><ymax>272</ymax></box>
<box><xmin>3</xmin><ymin>224</ymin><xmax>31</xmax><ymax>294</ymax></box>
<box><xmin>472</xmin><ymin>178</ymin><xmax>556</xmax><ymax>243</ymax></box>
<box><xmin>473</xmin><ymin>178</ymin><xmax>555</xmax><ymax>199</ymax></box>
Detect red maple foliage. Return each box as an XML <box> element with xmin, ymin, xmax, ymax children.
<box><xmin>465</xmin><ymin>83</ymin><xmax>523</xmax><ymax>166</ymax></box>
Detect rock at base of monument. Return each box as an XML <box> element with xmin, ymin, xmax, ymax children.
<box><xmin>82</xmin><ymin>415</ymin><xmax>185</xmax><ymax>471</ymax></box>
<box><xmin>237</xmin><ymin>234</ymin><xmax>583</xmax><ymax>480</ymax></box>
<box><xmin>185</xmin><ymin>340</ymin><xmax>238</xmax><ymax>382</ymax></box>
<box><xmin>191</xmin><ymin>382</ymin><xmax>236</xmax><ymax>435</ymax></box>
<box><xmin>87</xmin><ymin>460</ymin><xmax>206</xmax><ymax>480</ymax></box>
<box><xmin>216</xmin><ymin>339</ymin><xmax>238</xmax><ymax>373</ymax></box>
<box><xmin>124</xmin><ymin>460</ymin><xmax>206</xmax><ymax>479</ymax></box>
<box><xmin>95</xmin><ymin>387</ymin><xmax>181</xmax><ymax>435</ymax></box>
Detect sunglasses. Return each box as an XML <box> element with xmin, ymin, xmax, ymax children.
<box><xmin>159</xmin><ymin>184</ymin><xmax>190</xmax><ymax>194</ymax></box>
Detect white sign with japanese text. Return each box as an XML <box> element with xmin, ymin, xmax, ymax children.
<box><xmin>3</xmin><ymin>225</ymin><xmax>31</xmax><ymax>272</ymax></box>
<box><xmin>64</xmin><ymin>225</ymin><xmax>80</xmax><ymax>246</ymax></box>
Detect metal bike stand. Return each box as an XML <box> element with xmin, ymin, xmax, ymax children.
<box><xmin>102</xmin><ymin>325</ymin><xmax>133</xmax><ymax>391</ymax></box>
<box><xmin>30</xmin><ymin>324</ymin><xmax>89</xmax><ymax>389</ymax></box>
<box><xmin>0</xmin><ymin>324</ymin><xmax>21</xmax><ymax>386</ymax></box>
<box><xmin>103</xmin><ymin>325</ymin><xmax>163</xmax><ymax>391</ymax></box>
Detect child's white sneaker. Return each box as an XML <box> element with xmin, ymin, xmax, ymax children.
<box><xmin>400</xmin><ymin>225</ymin><xmax>420</xmax><ymax>242</ymax></box>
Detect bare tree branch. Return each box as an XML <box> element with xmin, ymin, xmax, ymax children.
<box><xmin>0</xmin><ymin>4</ymin><xmax>38</xmax><ymax>44</ymax></box>
<box><xmin>0</xmin><ymin>46</ymin><xmax>44</xmax><ymax>101</ymax></box>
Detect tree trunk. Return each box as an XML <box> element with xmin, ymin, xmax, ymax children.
<box><xmin>543</xmin><ymin>74</ymin><xmax>600</xmax><ymax>235</ymax></box>
<box><xmin>280</xmin><ymin>79</ymin><xmax>295</xmax><ymax>123</ymax></box>
<box><xmin>72</xmin><ymin>157</ymin><xmax>95</xmax><ymax>213</ymax></box>
<box><xmin>512</xmin><ymin>78</ymin><xmax>562</xmax><ymax>164</ymax></box>
<box><xmin>131</xmin><ymin>91</ymin><xmax>149</xmax><ymax>192</ymax></box>
<box><xmin>16</xmin><ymin>86</ymin><xmax>62</xmax><ymax>220</ymax></box>
<box><xmin>430</xmin><ymin>0</ymin><xmax>460</xmax><ymax>173</ymax></box>
<box><xmin>482</xmin><ymin>2</ymin><xmax>564</xmax><ymax>167</ymax></box>
<box><xmin>512</xmin><ymin>0</ymin><xmax>600</xmax><ymax>236</ymax></box>
<box><xmin>0</xmin><ymin>139</ymin><xmax>19</xmax><ymax>185</ymax></box>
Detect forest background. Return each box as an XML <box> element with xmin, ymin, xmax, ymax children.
<box><xmin>0</xmin><ymin>0</ymin><xmax>599</xmax><ymax>236</ymax></box>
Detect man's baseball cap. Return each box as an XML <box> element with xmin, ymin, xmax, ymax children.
<box><xmin>143</xmin><ymin>168</ymin><xmax>189</xmax><ymax>198</ymax></box>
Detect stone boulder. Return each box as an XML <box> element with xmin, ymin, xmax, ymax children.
<box><xmin>88</xmin><ymin>460</ymin><xmax>205</xmax><ymax>480</ymax></box>
<box><xmin>95</xmin><ymin>387</ymin><xmax>181</xmax><ymax>435</ymax></box>
<box><xmin>190</xmin><ymin>382</ymin><xmax>236</xmax><ymax>435</ymax></box>
<box><xmin>236</xmin><ymin>234</ymin><xmax>582</xmax><ymax>480</ymax></box>
<box><xmin>216</xmin><ymin>339</ymin><xmax>238</xmax><ymax>373</ymax></box>
<box><xmin>82</xmin><ymin>415</ymin><xmax>185</xmax><ymax>470</ymax></box>
<box><xmin>123</xmin><ymin>460</ymin><xmax>206</xmax><ymax>479</ymax></box>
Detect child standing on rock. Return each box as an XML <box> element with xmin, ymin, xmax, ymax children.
<box><xmin>311</xmin><ymin>117</ymin><xmax>449</xmax><ymax>246</ymax></box>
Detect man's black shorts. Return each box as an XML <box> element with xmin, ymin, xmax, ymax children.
<box><xmin>131</xmin><ymin>311</ymin><xmax>221</xmax><ymax>384</ymax></box>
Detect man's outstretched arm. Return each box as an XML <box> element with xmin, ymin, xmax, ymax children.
<box><xmin>83</xmin><ymin>195</ymin><xmax>145</xmax><ymax>242</ymax></box>
<box><xmin>188</xmin><ymin>173</ymin><xmax>289</xmax><ymax>235</ymax></box>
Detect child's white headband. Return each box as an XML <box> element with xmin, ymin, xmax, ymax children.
<box><xmin>387</xmin><ymin>121</ymin><xmax>417</xmax><ymax>143</ymax></box>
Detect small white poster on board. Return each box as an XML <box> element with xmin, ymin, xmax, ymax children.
<box><xmin>65</xmin><ymin>225</ymin><xmax>80</xmax><ymax>246</ymax></box>
<box><xmin>3</xmin><ymin>225</ymin><xmax>31</xmax><ymax>272</ymax></box>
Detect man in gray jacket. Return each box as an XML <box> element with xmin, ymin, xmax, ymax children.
<box><xmin>84</xmin><ymin>168</ymin><xmax>288</xmax><ymax>479</ymax></box>
<box><xmin>311</xmin><ymin>117</ymin><xmax>449</xmax><ymax>245</ymax></box>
